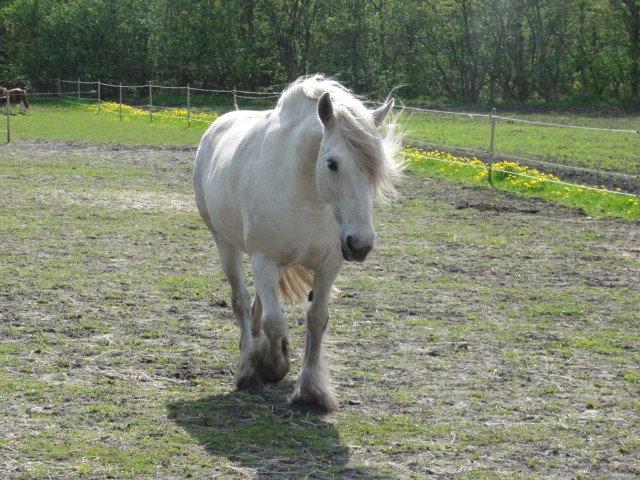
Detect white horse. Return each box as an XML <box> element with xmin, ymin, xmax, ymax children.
<box><xmin>193</xmin><ymin>75</ymin><xmax>401</xmax><ymax>411</ymax></box>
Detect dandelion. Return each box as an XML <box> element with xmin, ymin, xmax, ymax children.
<box><xmin>83</xmin><ymin>102</ymin><xmax>219</xmax><ymax>126</ymax></box>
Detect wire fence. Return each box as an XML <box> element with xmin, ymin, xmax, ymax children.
<box><xmin>58</xmin><ymin>79</ymin><xmax>280</xmax><ymax>105</ymax></box>
<box><xmin>402</xmin><ymin>104</ymin><xmax>639</xmax><ymax>134</ymax></box>
<box><xmin>4</xmin><ymin>77</ymin><xmax>639</xmax><ymax>196</ymax></box>
<box><xmin>46</xmin><ymin>78</ymin><xmax>280</xmax><ymax>126</ymax></box>
<box><xmin>404</xmin><ymin>137</ymin><xmax>637</xmax><ymax>178</ymax></box>
<box><xmin>368</xmin><ymin>97</ymin><xmax>639</xmax><ymax>190</ymax></box>
<box><xmin>397</xmin><ymin>103</ymin><xmax>640</xmax><ymax>194</ymax></box>
<box><xmin>492</xmin><ymin>114</ymin><xmax>638</xmax><ymax>133</ymax></box>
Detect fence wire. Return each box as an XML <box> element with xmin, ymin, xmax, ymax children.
<box><xmin>493</xmin><ymin>114</ymin><xmax>639</xmax><ymax>134</ymax></box>
<box><xmin>400</xmin><ymin>104</ymin><xmax>639</xmax><ymax>134</ymax></box>
<box><xmin>56</xmin><ymin>78</ymin><xmax>640</xmax><ymax>131</ymax></box>
<box><xmin>402</xmin><ymin>105</ymin><xmax>489</xmax><ymax>119</ymax></box>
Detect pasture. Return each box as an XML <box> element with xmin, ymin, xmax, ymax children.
<box><xmin>1</xmin><ymin>110</ymin><xmax>639</xmax><ymax>479</ymax></box>
<box><xmin>12</xmin><ymin>101</ymin><xmax>640</xmax><ymax>177</ymax></box>
<box><xmin>402</xmin><ymin>108</ymin><xmax>640</xmax><ymax>175</ymax></box>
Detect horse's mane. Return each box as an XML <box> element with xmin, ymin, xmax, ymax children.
<box><xmin>277</xmin><ymin>75</ymin><xmax>403</xmax><ymax>200</ymax></box>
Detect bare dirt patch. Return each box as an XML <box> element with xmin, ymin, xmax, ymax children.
<box><xmin>44</xmin><ymin>187</ymin><xmax>196</xmax><ymax>212</ymax></box>
<box><xmin>455</xmin><ymin>201</ymin><xmax>541</xmax><ymax>214</ymax></box>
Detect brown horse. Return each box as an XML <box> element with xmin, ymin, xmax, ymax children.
<box><xmin>0</xmin><ymin>86</ymin><xmax>29</xmax><ymax>112</ymax></box>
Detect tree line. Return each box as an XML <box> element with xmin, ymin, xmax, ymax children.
<box><xmin>0</xmin><ymin>0</ymin><xmax>638</xmax><ymax>103</ymax></box>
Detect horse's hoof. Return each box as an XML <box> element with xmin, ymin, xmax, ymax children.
<box><xmin>254</xmin><ymin>357</ymin><xmax>289</xmax><ymax>384</ymax></box>
<box><xmin>237</xmin><ymin>335</ymin><xmax>289</xmax><ymax>386</ymax></box>
<box><xmin>290</xmin><ymin>387</ymin><xmax>338</xmax><ymax>413</ymax></box>
<box><xmin>236</xmin><ymin>373</ymin><xmax>263</xmax><ymax>394</ymax></box>
<box><xmin>237</xmin><ymin>348</ymin><xmax>264</xmax><ymax>393</ymax></box>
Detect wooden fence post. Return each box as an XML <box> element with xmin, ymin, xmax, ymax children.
<box><xmin>5</xmin><ymin>92</ymin><xmax>10</xmax><ymax>143</ymax></box>
<box><xmin>149</xmin><ymin>81</ymin><xmax>153</xmax><ymax>121</ymax></box>
<box><xmin>186</xmin><ymin>83</ymin><xmax>191</xmax><ymax>126</ymax></box>
<box><xmin>487</xmin><ymin>107</ymin><xmax>497</xmax><ymax>187</ymax></box>
<box><xmin>57</xmin><ymin>77</ymin><xmax>61</xmax><ymax>98</ymax></box>
<box><xmin>119</xmin><ymin>83</ymin><xmax>123</xmax><ymax>121</ymax></box>
<box><xmin>97</xmin><ymin>79</ymin><xmax>101</xmax><ymax>103</ymax></box>
<box><xmin>77</xmin><ymin>77</ymin><xmax>80</xmax><ymax>108</ymax></box>
<box><xmin>233</xmin><ymin>86</ymin><xmax>238</xmax><ymax>110</ymax></box>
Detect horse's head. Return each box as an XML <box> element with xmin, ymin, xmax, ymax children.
<box><xmin>315</xmin><ymin>92</ymin><xmax>397</xmax><ymax>262</ymax></box>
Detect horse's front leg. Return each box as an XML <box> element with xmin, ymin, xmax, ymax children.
<box><xmin>215</xmin><ymin>237</ymin><xmax>253</xmax><ymax>352</ymax></box>
<box><xmin>290</xmin><ymin>259</ymin><xmax>341</xmax><ymax>412</ymax></box>
<box><xmin>238</xmin><ymin>254</ymin><xmax>290</xmax><ymax>386</ymax></box>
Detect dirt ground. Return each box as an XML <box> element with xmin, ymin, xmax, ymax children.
<box><xmin>1</xmin><ymin>141</ymin><xmax>639</xmax><ymax>479</ymax></box>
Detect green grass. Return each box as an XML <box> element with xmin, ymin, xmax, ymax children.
<box><xmin>402</xmin><ymin>109</ymin><xmax>640</xmax><ymax>174</ymax></box>
<box><xmin>9</xmin><ymin>102</ymin><xmax>206</xmax><ymax>145</ymax></box>
<box><xmin>405</xmin><ymin>150</ymin><xmax>640</xmax><ymax>221</ymax></box>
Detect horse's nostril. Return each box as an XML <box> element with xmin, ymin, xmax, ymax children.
<box><xmin>346</xmin><ymin>235</ymin><xmax>356</xmax><ymax>251</ymax></box>
<box><xmin>343</xmin><ymin>234</ymin><xmax>374</xmax><ymax>261</ymax></box>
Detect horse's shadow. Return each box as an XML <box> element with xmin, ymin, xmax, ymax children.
<box><xmin>168</xmin><ymin>380</ymin><xmax>382</xmax><ymax>479</ymax></box>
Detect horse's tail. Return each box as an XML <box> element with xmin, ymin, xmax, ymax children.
<box><xmin>249</xmin><ymin>266</ymin><xmax>313</xmax><ymax>337</ymax></box>
<box><xmin>278</xmin><ymin>264</ymin><xmax>315</xmax><ymax>303</ymax></box>
<box><xmin>276</xmin><ymin>264</ymin><xmax>339</xmax><ymax>303</ymax></box>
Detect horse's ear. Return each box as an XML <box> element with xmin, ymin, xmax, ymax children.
<box><xmin>317</xmin><ymin>92</ymin><xmax>334</xmax><ymax>128</ymax></box>
<box><xmin>372</xmin><ymin>98</ymin><xmax>394</xmax><ymax>127</ymax></box>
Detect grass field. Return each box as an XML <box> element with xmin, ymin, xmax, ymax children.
<box><xmin>8</xmin><ymin>103</ymin><xmax>204</xmax><ymax>146</ymax></box>
<box><xmin>1</xmin><ymin>116</ymin><xmax>639</xmax><ymax>477</ymax></box>
<box><xmin>6</xmin><ymin>102</ymin><xmax>640</xmax><ymax>220</ymax></box>
<box><xmin>15</xmin><ymin>100</ymin><xmax>640</xmax><ymax>175</ymax></box>
<box><xmin>402</xmin><ymin>109</ymin><xmax>640</xmax><ymax>175</ymax></box>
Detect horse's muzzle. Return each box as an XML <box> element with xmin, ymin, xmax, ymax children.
<box><xmin>341</xmin><ymin>235</ymin><xmax>373</xmax><ymax>262</ymax></box>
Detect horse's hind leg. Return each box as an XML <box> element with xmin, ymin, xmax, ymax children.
<box><xmin>239</xmin><ymin>254</ymin><xmax>290</xmax><ymax>385</ymax></box>
<box><xmin>214</xmin><ymin>237</ymin><xmax>258</xmax><ymax>389</ymax></box>
<box><xmin>290</xmin><ymin>261</ymin><xmax>340</xmax><ymax>412</ymax></box>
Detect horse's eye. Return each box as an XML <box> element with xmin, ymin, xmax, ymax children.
<box><xmin>327</xmin><ymin>158</ymin><xmax>338</xmax><ymax>171</ymax></box>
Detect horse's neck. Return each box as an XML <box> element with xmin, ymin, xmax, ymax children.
<box><xmin>278</xmin><ymin>102</ymin><xmax>325</xmax><ymax>205</ymax></box>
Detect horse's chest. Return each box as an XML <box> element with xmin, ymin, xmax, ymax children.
<box><xmin>244</xmin><ymin>205</ymin><xmax>337</xmax><ymax>263</ymax></box>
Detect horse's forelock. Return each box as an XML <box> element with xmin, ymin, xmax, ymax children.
<box><xmin>279</xmin><ymin>75</ymin><xmax>403</xmax><ymax>199</ymax></box>
<box><xmin>336</xmin><ymin>107</ymin><xmax>403</xmax><ymax>201</ymax></box>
